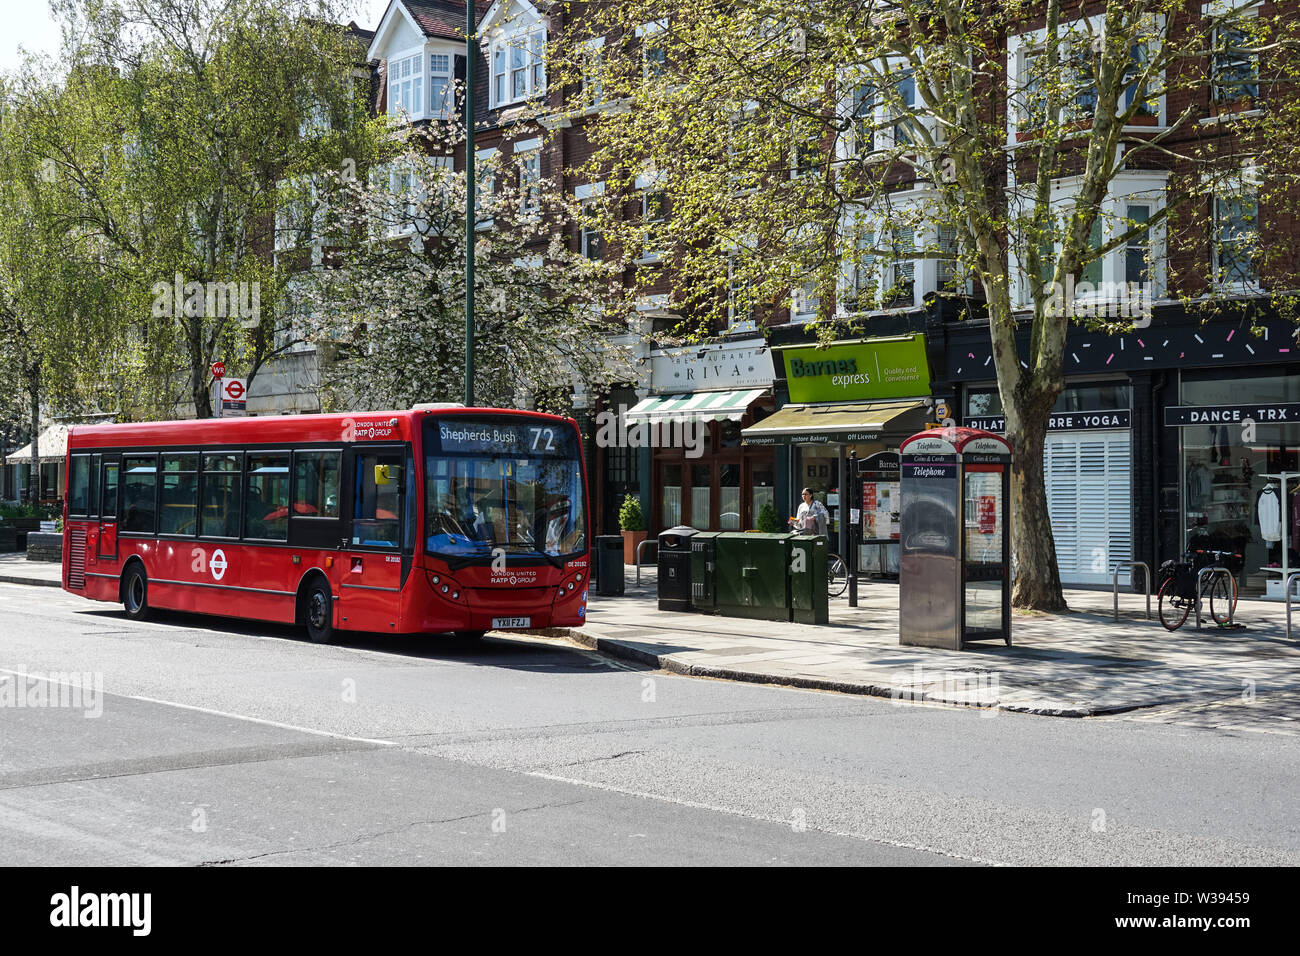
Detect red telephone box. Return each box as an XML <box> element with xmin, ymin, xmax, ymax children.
<box><xmin>898</xmin><ymin>428</ymin><xmax>1012</xmax><ymax>649</ymax></box>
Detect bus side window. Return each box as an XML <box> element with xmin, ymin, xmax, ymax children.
<box><xmin>246</xmin><ymin>454</ymin><xmax>290</xmax><ymax>541</ymax></box>
<box><xmin>294</xmin><ymin>451</ymin><xmax>341</xmax><ymax>518</ymax></box>
<box><xmin>201</xmin><ymin>454</ymin><xmax>242</xmax><ymax>538</ymax></box>
<box><xmin>121</xmin><ymin>455</ymin><xmax>158</xmax><ymax>534</ymax></box>
<box><xmin>68</xmin><ymin>455</ymin><xmax>91</xmax><ymax>516</ymax></box>
<box><xmin>161</xmin><ymin>455</ymin><xmax>198</xmax><ymax>535</ymax></box>
<box><xmin>101</xmin><ymin>462</ymin><xmax>119</xmax><ymax>521</ymax></box>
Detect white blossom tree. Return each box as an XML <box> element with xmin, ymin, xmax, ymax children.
<box><xmin>298</xmin><ymin>135</ymin><xmax>632</xmax><ymax>413</ymax></box>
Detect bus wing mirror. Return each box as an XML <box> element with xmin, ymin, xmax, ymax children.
<box><xmin>375</xmin><ymin>464</ymin><xmax>402</xmax><ymax>485</ymax></box>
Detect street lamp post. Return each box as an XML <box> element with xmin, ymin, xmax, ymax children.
<box><xmin>464</xmin><ymin>1</ymin><xmax>476</xmax><ymax>407</ymax></box>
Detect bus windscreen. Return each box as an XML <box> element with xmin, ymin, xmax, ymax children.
<box><xmin>423</xmin><ymin>418</ymin><xmax>585</xmax><ymax>560</ymax></box>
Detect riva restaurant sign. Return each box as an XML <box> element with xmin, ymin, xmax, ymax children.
<box><xmin>651</xmin><ymin>339</ymin><xmax>776</xmax><ymax>392</ymax></box>
<box><xmin>783</xmin><ymin>336</ymin><xmax>931</xmax><ymax>403</ymax></box>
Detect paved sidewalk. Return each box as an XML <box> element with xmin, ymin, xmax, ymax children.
<box><xmin>6</xmin><ymin>551</ymin><xmax>1298</xmax><ymax>719</ymax></box>
<box><xmin>0</xmin><ymin>551</ymin><xmax>62</xmax><ymax>587</ymax></box>
<box><xmin>560</xmin><ymin>565</ymin><xmax>1300</xmax><ymax>718</ymax></box>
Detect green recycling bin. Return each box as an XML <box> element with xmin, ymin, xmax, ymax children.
<box><xmin>789</xmin><ymin>534</ymin><xmax>829</xmax><ymax>625</ymax></box>
<box><xmin>714</xmin><ymin>532</ymin><xmax>791</xmax><ymax>621</ymax></box>
<box><xmin>690</xmin><ymin>531</ymin><xmax>721</xmax><ymax>613</ymax></box>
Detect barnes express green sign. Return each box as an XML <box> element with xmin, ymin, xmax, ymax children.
<box><xmin>783</xmin><ymin>336</ymin><xmax>931</xmax><ymax>403</ymax></box>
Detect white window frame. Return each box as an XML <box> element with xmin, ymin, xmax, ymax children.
<box><xmin>429</xmin><ymin>51</ymin><xmax>454</xmax><ymax>118</ymax></box>
<box><xmin>791</xmin><ymin>278</ymin><xmax>820</xmax><ymax>323</ymax></box>
<box><xmin>637</xmin><ymin>20</ymin><xmax>668</xmax><ymax>81</ymax></box>
<box><xmin>389</xmin><ymin>51</ymin><xmax>425</xmax><ymax>120</ymax></box>
<box><xmin>1212</xmin><ymin>172</ymin><xmax>1262</xmax><ymax>293</ymax></box>
<box><xmin>515</xmin><ymin>137</ymin><xmax>542</xmax><ymax>216</ymax></box>
<box><xmin>575</xmin><ymin>181</ymin><xmax>604</xmax><ymax>260</ymax></box>
<box><xmin>487</xmin><ymin>19</ymin><xmax>547</xmax><ymax>110</ymax></box>
<box><xmin>726</xmin><ymin>255</ymin><xmax>760</xmax><ymax>332</ymax></box>
<box><xmin>1007</xmin><ymin>17</ymin><xmax>1166</xmax><ymax>146</ymax></box>
<box><xmin>634</xmin><ymin>169</ymin><xmax>666</xmax><ymax>265</ymax></box>
<box><xmin>1205</xmin><ymin>2</ymin><xmax>1260</xmax><ymax>107</ymax></box>
<box><xmin>476</xmin><ymin>147</ymin><xmax>498</xmax><ymax>230</ymax></box>
<box><xmin>1008</xmin><ymin>172</ymin><xmax>1169</xmax><ymax>309</ymax></box>
<box><xmin>579</xmin><ymin>36</ymin><xmax>605</xmax><ymax>106</ymax></box>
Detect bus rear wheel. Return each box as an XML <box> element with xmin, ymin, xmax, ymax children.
<box><xmin>304</xmin><ymin>580</ymin><xmax>335</xmax><ymax>645</ymax></box>
<box><xmin>122</xmin><ymin>564</ymin><xmax>150</xmax><ymax>621</ymax></box>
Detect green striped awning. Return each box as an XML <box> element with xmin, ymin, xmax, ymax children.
<box><xmin>623</xmin><ymin>388</ymin><xmax>768</xmax><ymax>424</ymax></box>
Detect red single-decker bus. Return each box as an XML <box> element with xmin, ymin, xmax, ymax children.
<box><xmin>61</xmin><ymin>405</ymin><xmax>590</xmax><ymax>642</ymax></box>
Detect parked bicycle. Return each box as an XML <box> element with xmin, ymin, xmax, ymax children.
<box><xmin>828</xmin><ymin>552</ymin><xmax>848</xmax><ymax>597</ymax></box>
<box><xmin>1156</xmin><ymin>548</ymin><xmax>1240</xmax><ymax>631</ymax></box>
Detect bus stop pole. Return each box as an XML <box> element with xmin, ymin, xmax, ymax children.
<box><xmin>847</xmin><ymin>448</ymin><xmax>858</xmax><ymax>607</ymax></box>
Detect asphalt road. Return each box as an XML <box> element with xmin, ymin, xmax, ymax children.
<box><xmin>0</xmin><ymin>581</ymin><xmax>1296</xmax><ymax>866</ymax></box>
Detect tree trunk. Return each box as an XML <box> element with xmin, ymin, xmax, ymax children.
<box><xmin>1005</xmin><ymin>389</ymin><xmax>1068</xmax><ymax>612</ymax></box>
<box><xmin>190</xmin><ymin>314</ymin><xmax>212</xmax><ymax>419</ymax></box>
<box><xmin>27</xmin><ymin>369</ymin><xmax>40</xmax><ymax>506</ymax></box>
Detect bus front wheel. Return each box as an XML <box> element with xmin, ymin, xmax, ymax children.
<box><xmin>122</xmin><ymin>564</ymin><xmax>150</xmax><ymax>621</ymax></box>
<box><xmin>304</xmin><ymin>579</ymin><xmax>335</xmax><ymax>645</ymax></box>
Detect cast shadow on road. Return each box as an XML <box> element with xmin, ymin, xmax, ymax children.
<box><xmin>73</xmin><ymin>606</ymin><xmax>636</xmax><ymax>675</ymax></box>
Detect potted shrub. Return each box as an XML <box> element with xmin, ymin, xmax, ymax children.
<box><xmin>618</xmin><ymin>494</ymin><xmax>647</xmax><ymax>565</ymax></box>
<box><xmin>754</xmin><ymin>501</ymin><xmax>782</xmax><ymax>534</ymax></box>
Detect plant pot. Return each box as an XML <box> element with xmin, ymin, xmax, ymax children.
<box><xmin>622</xmin><ymin>529</ymin><xmax>647</xmax><ymax>565</ymax></box>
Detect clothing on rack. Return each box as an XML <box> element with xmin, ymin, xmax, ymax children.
<box><xmin>1258</xmin><ymin>483</ymin><xmax>1282</xmax><ymax>541</ymax></box>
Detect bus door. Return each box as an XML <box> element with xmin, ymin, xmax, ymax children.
<box><xmin>98</xmin><ymin>456</ymin><xmax>120</xmax><ymax>561</ymax></box>
<box><xmin>337</xmin><ymin>447</ymin><xmax>405</xmax><ymax>631</ymax></box>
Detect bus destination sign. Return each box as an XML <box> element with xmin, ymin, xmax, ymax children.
<box><xmin>435</xmin><ymin>420</ymin><xmax>572</xmax><ymax>457</ymax></box>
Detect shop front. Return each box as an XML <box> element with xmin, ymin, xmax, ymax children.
<box><xmin>625</xmin><ymin>339</ymin><xmax>778</xmax><ymax>534</ymax></box>
<box><xmin>742</xmin><ymin>335</ymin><xmax>933</xmax><ymax>565</ymax></box>
<box><xmin>941</xmin><ymin>300</ymin><xmax>1299</xmax><ymax>596</ymax></box>
<box><xmin>1165</xmin><ymin>370</ymin><xmax>1300</xmax><ymax>598</ymax></box>
<box><xmin>959</xmin><ymin>381</ymin><xmax>1134</xmax><ymax>586</ymax></box>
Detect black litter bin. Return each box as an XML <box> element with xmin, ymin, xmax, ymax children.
<box><xmin>658</xmin><ymin>525</ymin><xmax>698</xmax><ymax>611</ymax></box>
<box><xmin>595</xmin><ymin>535</ymin><xmax>625</xmax><ymax>596</ymax></box>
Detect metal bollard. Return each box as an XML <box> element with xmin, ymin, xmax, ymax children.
<box><xmin>1194</xmin><ymin>566</ymin><xmax>1232</xmax><ymax>629</ymax></box>
<box><xmin>635</xmin><ymin>538</ymin><xmax>655</xmax><ymax>586</ymax></box>
<box><xmin>1286</xmin><ymin>572</ymin><xmax>1300</xmax><ymax>642</ymax></box>
<box><xmin>1112</xmin><ymin>561</ymin><xmax>1151</xmax><ymax>622</ymax></box>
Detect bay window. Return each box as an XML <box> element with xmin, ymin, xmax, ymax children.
<box><xmin>390</xmin><ymin>54</ymin><xmax>423</xmax><ymax>118</ymax></box>
<box><xmin>429</xmin><ymin>53</ymin><xmax>453</xmax><ymax>116</ymax></box>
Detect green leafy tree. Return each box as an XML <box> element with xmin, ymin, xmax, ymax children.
<box><xmin>0</xmin><ymin>72</ymin><xmax>120</xmax><ymax>499</ymax></box>
<box><xmin>550</xmin><ymin>0</ymin><xmax>1300</xmax><ymax>609</ymax></box>
<box><xmin>31</xmin><ymin>0</ymin><xmax>390</xmax><ymax>418</ymax></box>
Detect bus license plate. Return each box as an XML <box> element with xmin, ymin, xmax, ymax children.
<box><xmin>491</xmin><ymin>617</ymin><xmax>531</xmax><ymax>629</ymax></box>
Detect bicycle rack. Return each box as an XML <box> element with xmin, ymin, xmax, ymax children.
<box><xmin>1111</xmin><ymin>561</ymin><xmax>1151</xmax><ymax>622</ymax></box>
<box><xmin>1194</xmin><ymin>566</ymin><xmax>1235</xmax><ymax>630</ymax></box>
<box><xmin>1286</xmin><ymin>571</ymin><xmax>1300</xmax><ymax>642</ymax></box>
<box><xmin>635</xmin><ymin>538</ymin><xmax>655</xmax><ymax>587</ymax></box>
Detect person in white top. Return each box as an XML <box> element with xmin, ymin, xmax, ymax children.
<box><xmin>790</xmin><ymin>488</ymin><xmax>830</xmax><ymax>537</ymax></box>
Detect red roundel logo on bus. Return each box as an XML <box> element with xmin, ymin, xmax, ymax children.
<box><xmin>210</xmin><ymin>549</ymin><xmax>228</xmax><ymax>581</ymax></box>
